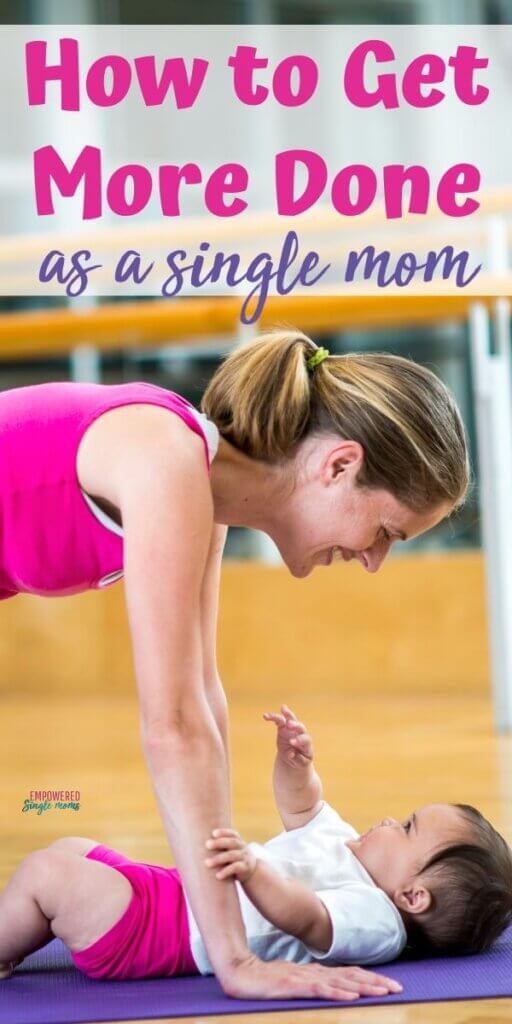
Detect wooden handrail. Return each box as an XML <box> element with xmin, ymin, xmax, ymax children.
<box><xmin>2</xmin><ymin>185</ymin><xmax>511</xmax><ymax>262</ymax></box>
<box><xmin>0</xmin><ymin>293</ymin><xmax>501</xmax><ymax>360</ymax></box>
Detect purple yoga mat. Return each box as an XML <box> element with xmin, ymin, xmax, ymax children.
<box><xmin>2</xmin><ymin>929</ymin><xmax>512</xmax><ymax>1024</ymax></box>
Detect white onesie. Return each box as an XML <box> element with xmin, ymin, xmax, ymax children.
<box><xmin>186</xmin><ymin>801</ymin><xmax>407</xmax><ymax>974</ymax></box>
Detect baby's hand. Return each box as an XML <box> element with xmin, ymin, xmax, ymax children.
<box><xmin>264</xmin><ymin>705</ymin><xmax>314</xmax><ymax>768</ymax></box>
<box><xmin>205</xmin><ymin>828</ymin><xmax>257</xmax><ymax>883</ymax></box>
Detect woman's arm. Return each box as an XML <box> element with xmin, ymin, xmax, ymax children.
<box><xmin>200</xmin><ymin>523</ymin><xmax>230</xmax><ymax>770</ymax></box>
<box><xmin>117</xmin><ymin>419</ymin><xmax>249</xmax><ymax>990</ymax></box>
<box><xmin>113</xmin><ymin>410</ymin><xmax>402</xmax><ymax>1001</ymax></box>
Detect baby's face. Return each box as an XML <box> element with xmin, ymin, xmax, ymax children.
<box><xmin>346</xmin><ymin>803</ymin><xmax>469</xmax><ymax>901</ymax></box>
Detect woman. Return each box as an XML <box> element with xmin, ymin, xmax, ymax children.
<box><xmin>0</xmin><ymin>330</ymin><xmax>468</xmax><ymax>1000</ymax></box>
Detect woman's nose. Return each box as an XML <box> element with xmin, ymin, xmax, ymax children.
<box><xmin>362</xmin><ymin>540</ymin><xmax>392</xmax><ymax>574</ymax></box>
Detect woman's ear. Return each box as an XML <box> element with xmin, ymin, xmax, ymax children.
<box><xmin>394</xmin><ymin>881</ymin><xmax>432</xmax><ymax>916</ymax></box>
<box><xmin>324</xmin><ymin>440</ymin><xmax>365</xmax><ymax>482</ymax></box>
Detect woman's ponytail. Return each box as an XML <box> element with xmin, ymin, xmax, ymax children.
<box><xmin>202</xmin><ymin>328</ymin><xmax>469</xmax><ymax>511</ymax></box>
<box><xmin>202</xmin><ymin>330</ymin><xmax>321</xmax><ymax>460</ymax></box>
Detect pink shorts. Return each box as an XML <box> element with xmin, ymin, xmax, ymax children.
<box><xmin>70</xmin><ymin>844</ymin><xmax>199</xmax><ymax>980</ymax></box>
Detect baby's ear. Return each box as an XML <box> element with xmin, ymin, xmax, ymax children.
<box><xmin>394</xmin><ymin>880</ymin><xmax>432</xmax><ymax>916</ymax></box>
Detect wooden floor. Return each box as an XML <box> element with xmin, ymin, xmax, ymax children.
<box><xmin>2</xmin><ymin>687</ymin><xmax>512</xmax><ymax>1024</ymax></box>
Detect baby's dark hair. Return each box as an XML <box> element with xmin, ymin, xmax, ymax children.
<box><xmin>405</xmin><ymin>805</ymin><xmax>512</xmax><ymax>957</ymax></box>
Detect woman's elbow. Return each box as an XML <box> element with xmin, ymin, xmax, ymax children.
<box><xmin>140</xmin><ymin>706</ymin><xmax>216</xmax><ymax>757</ymax></box>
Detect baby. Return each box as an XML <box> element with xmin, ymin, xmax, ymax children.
<box><xmin>0</xmin><ymin>706</ymin><xmax>510</xmax><ymax>992</ymax></box>
<box><xmin>205</xmin><ymin>707</ymin><xmax>512</xmax><ymax>963</ymax></box>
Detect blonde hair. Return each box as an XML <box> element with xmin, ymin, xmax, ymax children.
<box><xmin>202</xmin><ymin>329</ymin><xmax>469</xmax><ymax>512</ymax></box>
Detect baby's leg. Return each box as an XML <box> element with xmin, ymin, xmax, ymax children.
<box><xmin>0</xmin><ymin>842</ymin><xmax>133</xmax><ymax>970</ymax></box>
<box><xmin>47</xmin><ymin>837</ymin><xmax>99</xmax><ymax>856</ymax></box>
<box><xmin>0</xmin><ymin>837</ymin><xmax>102</xmax><ymax>974</ymax></box>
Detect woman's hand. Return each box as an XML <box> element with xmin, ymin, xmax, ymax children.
<box><xmin>264</xmin><ymin>705</ymin><xmax>314</xmax><ymax>768</ymax></box>
<box><xmin>222</xmin><ymin>954</ymin><xmax>403</xmax><ymax>1001</ymax></box>
<box><xmin>205</xmin><ymin>828</ymin><xmax>257</xmax><ymax>883</ymax></box>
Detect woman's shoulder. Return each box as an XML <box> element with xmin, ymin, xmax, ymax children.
<box><xmin>78</xmin><ymin>396</ymin><xmax>212</xmax><ymax>509</ymax></box>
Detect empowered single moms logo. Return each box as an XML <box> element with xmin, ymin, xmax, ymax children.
<box><xmin>21</xmin><ymin>789</ymin><xmax>81</xmax><ymax>815</ymax></box>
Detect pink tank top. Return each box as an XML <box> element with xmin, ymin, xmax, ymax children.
<box><xmin>0</xmin><ymin>381</ymin><xmax>218</xmax><ymax>599</ymax></box>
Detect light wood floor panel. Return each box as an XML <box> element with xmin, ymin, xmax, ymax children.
<box><xmin>119</xmin><ymin>1006</ymin><xmax>512</xmax><ymax>1024</ymax></box>
<box><xmin>1</xmin><ymin>689</ymin><xmax>511</xmax><ymax>1024</ymax></box>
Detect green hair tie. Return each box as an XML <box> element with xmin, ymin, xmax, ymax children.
<box><xmin>306</xmin><ymin>347</ymin><xmax>330</xmax><ymax>372</ymax></box>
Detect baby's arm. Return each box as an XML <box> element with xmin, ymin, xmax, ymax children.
<box><xmin>205</xmin><ymin>828</ymin><xmax>332</xmax><ymax>953</ymax></box>
<box><xmin>264</xmin><ymin>706</ymin><xmax>323</xmax><ymax>830</ymax></box>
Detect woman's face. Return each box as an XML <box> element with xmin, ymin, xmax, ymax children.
<box><xmin>268</xmin><ymin>437</ymin><xmax>451</xmax><ymax>579</ymax></box>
